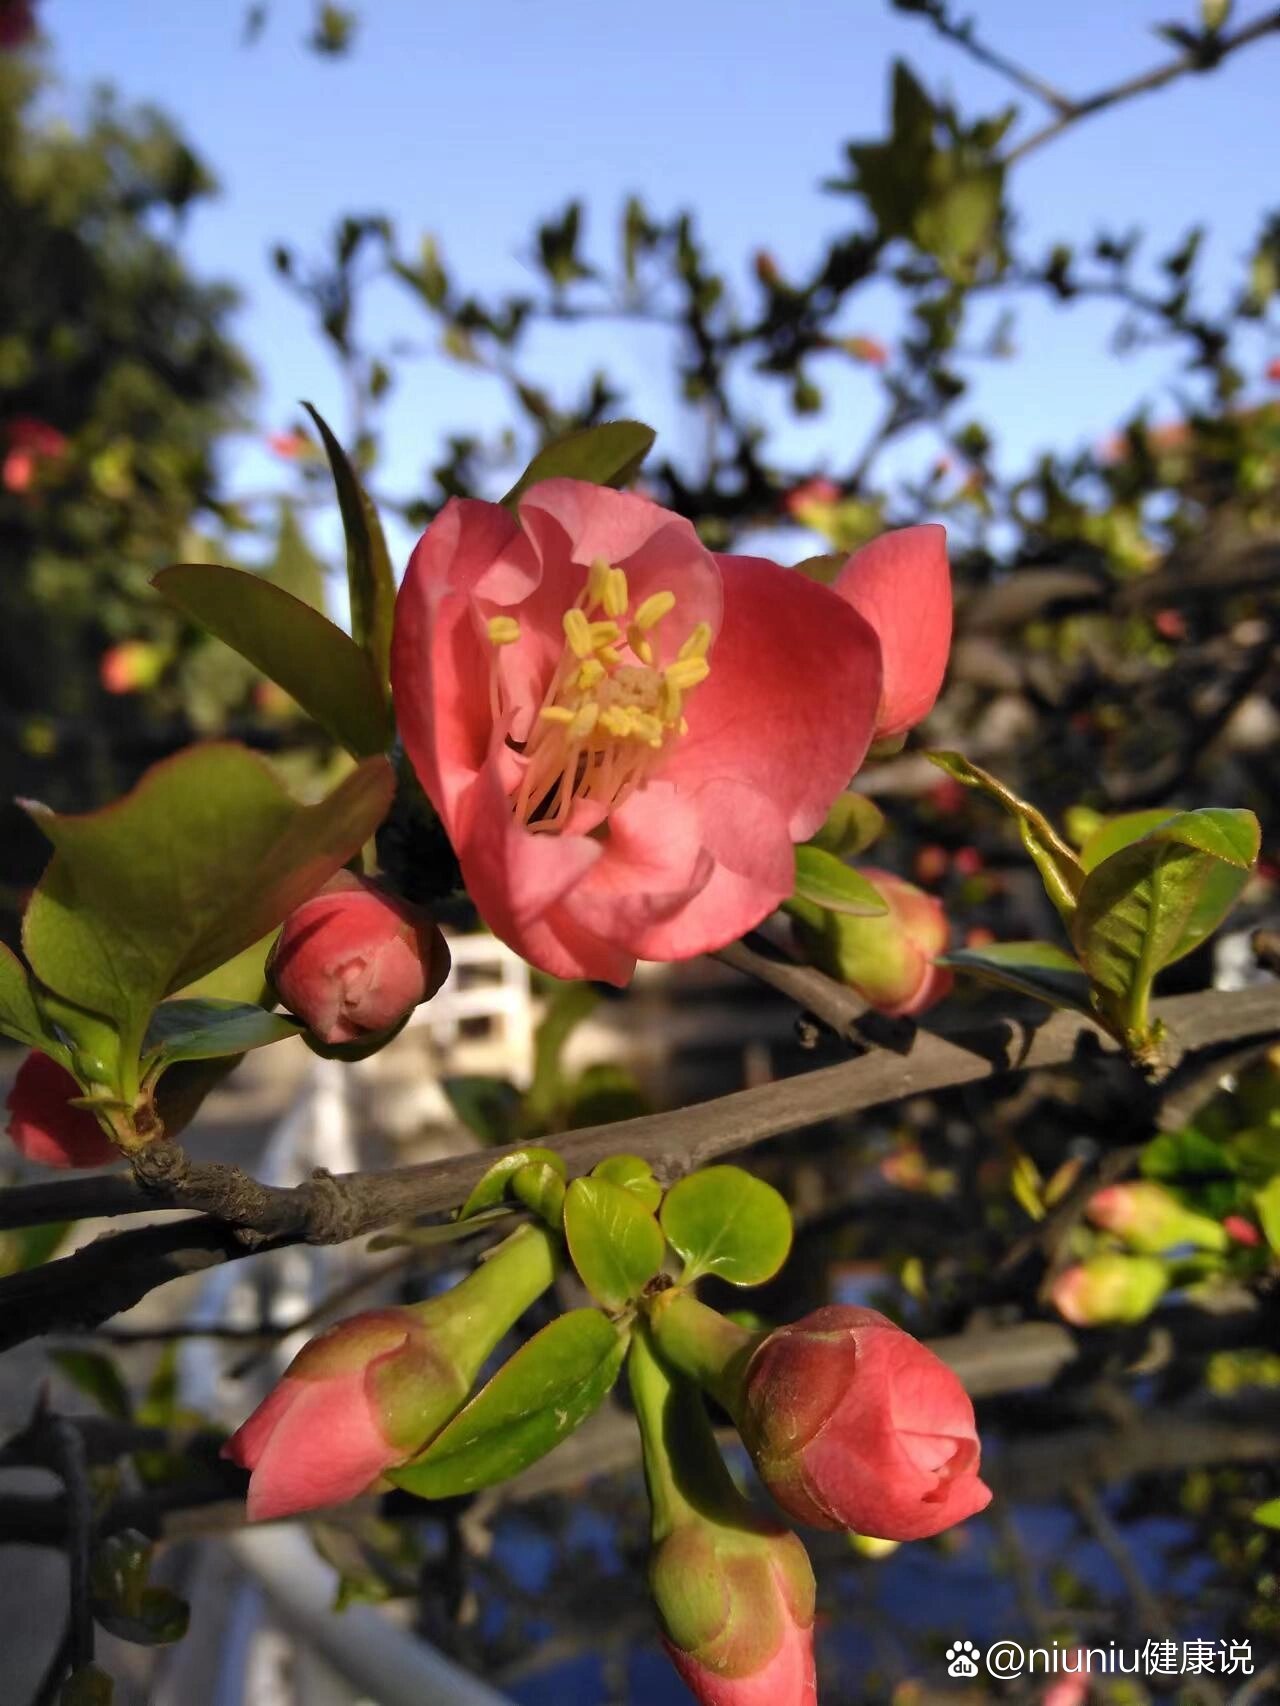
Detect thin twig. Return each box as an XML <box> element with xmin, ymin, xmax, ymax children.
<box><xmin>903</xmin><ymin>2</ymin><xmax>1073</xmax><ymax>113</ymax></box>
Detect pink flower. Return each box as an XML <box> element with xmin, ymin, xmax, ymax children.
<box><xmin>1085</xmin><ymin>1181</ymin><xmax>1227</xmax><ymax>1254</ymax></box>
<box><xmin>3</xmin><ymin>417</ymin><xmax>68</xmax><ymax>493</ymax></box>
<box><xmin>782</xmin><ymin>477</ymin><xmax>841</xmax><ymax>518</ymax></box>
<box><xmin>1041</xmin><ymin>1658</ymin><xmax>1089</xmax><ymax>1706</ymax></box>
<box><xmin>391</xmin><ymin>479</ymin><xmax>883</xmax><ymax>983</ymax></box>
<box><xmin>1267</xmin><ymin>357</ymin><xmax>1280</xmax><ymax>384</ymax></box>
<box><xmin>99</xmin><ymin>640</ymin><xmax>164</xmax><ymax>695</ymax></box>
<box><xmin>5</xmin><ymin>1052</ymin><xmax>117</xmax><ymax>1169</ymax></box>
<box><xmin>1223</xmin><ymin>1214</ymin><xmax>1261</xmax><ymax>1247</ymax></box>
<box><xmin>831</xmin><ymin>525</ymin><xmax>951</xmax><ymax>742</ymax></box>
<box><xmin>792</xmin><ymin>867</ymin><xmax>952</xmax><ymax>1017</ymax></box>
<box><xmin>734</xmin><ymin>1305</ymin><xmax>991</xmax><ymax>1541</ymax></box>
<box><xmin>268</xmin><ymin>872</ymin><xmax>450</xmax><ymax>1045</ymax></box>
<box><xmin>267</xmin><ymin>430</ymin><xmax>309</xmax><ymax>460</ymax></box>
<box><xmin>224</xmin><ymin>1308</ymin><xmax>467</xmax><ymax>1521</ymax></box>
<box><xmin>657</xmin><ymin>1526</ymin><xmax>818</xmax><ymax>1706</ymax></box>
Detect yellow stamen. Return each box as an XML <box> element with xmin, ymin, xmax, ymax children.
<box><xmin>487</xmin><ymin>614</ymin><xmax>521</xmax><ymax>646</ymax></box>
<box><xmin>678</xmin><ymin>621</ymin><xmax>712</xmax><ymax>662</ymax></box>
<box><xmin>665</xmin><ymin>656</ymin><xmax>711</xmax><ymax>690</ymax></box>
<box><xmin>570</xmin><ymin>702</ymin><xmax>600</xmax><ymax>740</ymax></box>
<box><xmin>563</xmin><ymin>608</ymin><xmax>595</xmax><ymax>658</ymax></box>
<box><xmin>626</xmin><ymin>625</ymin><xmax>655</xmax><ymax>665</ymax></box>
<box><xmin>539</xmin><ymin>706</ymin><xmax>575</xmax><ymax>725</ymax></box>
<box><xmin>586</xmin><ymin>558</ymin><xmax>612</xmax><ymax>610</ymax></box>
<box><xmin>634</xmin><ymin>590</ymin><xmax>676</xmax><ymax>630</ymax></box>
<box><xmin>577</xmin><ymin>658</ymin><xmax>606</xmax><ymax>690</ymax></box>
<box><xmin>602</xmin><ymin>567</ymin><xmax>630</xmax><ymax>618</ymax></box>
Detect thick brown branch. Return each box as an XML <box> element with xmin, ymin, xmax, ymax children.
<box><xmin>0</xmin><ymin>982</ymin><xmax>1277</xmax><ymax>1350</ymax></box>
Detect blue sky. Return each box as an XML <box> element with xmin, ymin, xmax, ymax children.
<box><xmin>38</xmin><ymin>0</ymin><xmax>1280</xmax><ymax>569</ymax></box>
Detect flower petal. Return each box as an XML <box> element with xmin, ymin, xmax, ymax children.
<box><xmin>833</xmin><ymin>524</ymin><xmax>951</xmax><ymax>740</ymax></box>
<box><xmin>244</xmin><ymin>1370</ymin><xmax>396</xmax><ymax>1521</ymax></box>
<box><xmin>665</xmin><ymin>554</ymin><xmax>882</xmax><ymax>841</ymax></box>
<box><xmin>561</xmin><ymin>782</ymin><xmax>714</xmax><ymax>954</ymax></box>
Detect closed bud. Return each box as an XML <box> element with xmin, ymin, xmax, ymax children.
<box><xmin>5</xmin><ymin>1051</ymin><xmax>117</xmax><ymax>1170</ymax></box>
<box><xmin>1051</xmin><ymin>1254</ymin><xmax>1168</xmax><ymax>1326</ymax></box>
<box><xmin>1085</xmin><ymin>1181</ymin><xmax>1227</xmax><ymax>1253</ymax></box>
<box><xmin>268</xmin><ymin>871</ymin><xmax>449</xmax><ymax>1045</ymax></box>
<box><xmin>648</xmin><ymin>1294</ymin><xmax>990</xmax><ymax>1544</ymax></box>
<box><xmin>793</xmin><ymin>868</ymin><xmax>952</xmax><ymax>1017</ymax></box>
<box><xmin>225</xmin><ymin>1224</ymin><xmax>557</xmax><ymax>1520</ymax></box>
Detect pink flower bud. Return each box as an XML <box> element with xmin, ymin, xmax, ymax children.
<box><xmin>783</xmin><ymin>477</ymin><xmax>841</xmax><ymax>519</ymax></box>
<box><xmin>2</xmin><ymin>416</ymin><xmax>67</xmax><ymax>491</ymax></box>
<box><xmin>224</xmin><ymin>1308</ymin><xmax>470</xmax><ymax>1521</ymax></box>
<box><xmin>99</xmin><ymin>640</ymin><xmax>164</xmax><ymax>696</ymax></box>
<box><xmin>1051</xmin><ymin>1254</ymin><xmax>1167</xmax><ymax>1326</ymax></box>
<box><xmin>5</xmin><ymin>1052</ymin><xmax>117</xmax><ymax>1170</ymax></box>
<box><xmin>793</xmin><ymin>867</ymin><xmax>952</xmax><ymax>1017</ymax></box>
<box><xmin>842</xmin><ymin>335</ymin><xmax>889</xmax><ymax>367</ymax></box>
<box><xmin>735</xmin><ymin>1305</ymin><xmax>991</xmax><ymax>1542</ymax></box>
<box><xmin>1223</xmin><ymin>1214</ymin><xmax>1261</xmax><ymax>1247</ymax></box>
<box><xmin>268</xmin><ymin>872</ymin><xmax>450</xmax><ymax>1045</ymax></box>
<box><xmin>1085</xmin><ymin>1182</ymin><xmax>1227</xmax><ymax>1254</ymax></box>
<box><xmin>654</xmin><ymin>1523</ymin><xmax>818</xmax><ymax>1706</ymax></box>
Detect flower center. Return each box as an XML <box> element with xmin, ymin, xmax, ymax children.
<box><xmin>486</xmin><ymin>558</ymin><xmax>712</xmax><ymax>833</ymax></box>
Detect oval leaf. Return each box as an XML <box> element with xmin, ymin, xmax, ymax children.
<box><xmin>660</xmin><ymin>1165</ymin><xmax>792</xmax><ymax>1287</ymax></box>
<box><xmin>0</xmin><ymin>943</ymin><xmax>53</xmax><ymax>1051</ymax></box>
<box><xmin>304</xmin><ymin>402</ymin><xmax>397</xmax><ymax>683</ymax></box>
<box><xmin>939</xmin><ymin>941</ymin><xmax>1093</xmax><ymax>1015</ymax></box>
<box><xmin>502</xmin><ymin>421</ymin><xmax>656</xmax><ymax>509</ymax></box>
<box><xmin>592</xmin><ymin>1153</ymin><xmax>662</xmax><ymax>1213</ymax></box>
<box><xmin>791</xmin><ymin>845</ymin><xmax>889</xmax><ymax>916</ymax></box>
<box><xmin>564</xmin><ymin>1176</ymin><xmax>665</xmax><ymax>1309</ymax></box>
<box><xmin>390</xmin><ymin>1310</ymin><xmax>627</xmax><ymax>1497</ymax></box>
<box><xmin>1078</xmin><ymin>809</ymin><xmax>1179</xmax><ymax>874</ymax></box>
<box><xmin>457</xmin><ymin>1147</ymin><xmax>567</xmax><ymax>1221</ymax></box>
<box><xmin>141</xmin><ymin>999</ymin><xmax>301</xmax><ymax>1070</ymax></box>
<box><xmin>1072</xmin><ymin>808</ymin><xmax>1260</xmax><ymax>1012</ymax></box>
<box><xmin>21</xmin><ymin>745</ymin><xmax>394</xmax><ymax>1061</ymax></box>
<box><xmin>154</xmin><ymin>564</ymin><xmax>391</xmax><ymax>756</ymax></box>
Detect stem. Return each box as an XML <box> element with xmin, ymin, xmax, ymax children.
<box><xmin>627</xmin><ymin>1322</ymin><xmax>749</xmax><ymax>1541</ymax></box>
<box><xmin>52</xmin><ymin>1418</ymin><xmax>95</xmax><ymax>1675</ymax></box>
<box><xmin>423</xmin><ymin>1222</ymin><xmax>559</xmax><ymax>1379</ymax></box>
<box><xmin>643</xmin><ymin>1289</ymin><xmax>757</xmax><ymax>1416</ymax></box>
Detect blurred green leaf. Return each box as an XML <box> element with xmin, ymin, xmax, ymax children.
<box><xmin>391</xmin><ymin>1310</ymin><xmax>627</xmax><ymax>1497</ymax></box>
<box><xmin>0</xmin><ymin>1220</ymin><xmax>68</xmax><ymax>1279</ymax></box>
<box><xmin>564</xmin><ymin>1176</ymin><xmax>665</xmax><ymax>1309</ymax></box>
<box><xmin>1255</xmin><ymin>1176</ymin><xmax>1280</xmax><ymax>1253</ymax></box>
<box><xmin>807</xmin><ymin>793</ymin><xmax>886</xmax><ymax>860</ymax></box>
<box><xmin>90</xmin><ymin>1530</ymin><xmax>189</xmax><ymax>1645</ymax></box>
<box><xmin>51</xmin><ymin>1349</ymin><xmax>132</xmax><ymax>1420</ymax></box>
<box><xmin>154</xmin><ymin>564</ymin><xmax>391</xmax><ymax>756</ymax></box>
<box><xmin>564</xmin><ymin>1062</ymin><xmax>651</xmax><ymax>1129</ymax></box>
<box><xmin>660</xmin><ymin>1165</ymin><xmax>793</xmax><ymax>1287</ymax></box>
<box><xmin>60</xmin><ymin>1666</ymin><xmax>114</xmax><ymax>1705</ymax></box>
<box><xmin>524</xmin><ymin>981</ymin><xmax>599</xmax><ymax>1130</ymax></box>
<box><xmin>304</xmin><ymin>402</ymin><xmax>397</xmax><ymax>684</ymax></box>
<box><xmin>22</xmin><ymin>746</ymin><xmax>394</xmax><ymax>1064</ymax></box>
<box><xmin>502</xmin><ymin>421</ymin><xmax>656</xmax><ymax>509</ymax></box>
<box><xmin>442</xmin><ymin>1075</ymin><xmax>523</xmax><ymax>1146</ymax></box>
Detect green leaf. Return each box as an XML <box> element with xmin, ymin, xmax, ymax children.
<box><xmin>457</xmin><ymin>1147</ymin><xmax>567</xmax><ymax>1221</ymax></box>
<box><xmin>660</xmin><ymin>1165</ymin><xmax>793</xmax><ymax>1287</ymax></box>
<box><xmin>442</xmin><ymin>1075</ymin><xmax>523</xmax><ymax>1146</ymax></box>
<box><xmin>390</xmin><ymin>1310</ymin><xmax>627</xmax><ymax>1497</ymax></box>
<box><xmin>0</xmin><ymin>1220</ymin><xmax>68</xmax><ymax>1279</ymax></box>
<box><xmin>791</xmin><ymin>846</ymin><xmax>889</xmax><ymax>917</ymax></box>
<box><xmin>304</xmin><ymin>403</ymin><xmax>397</xmax><ymax>684</ymax></box>
<box><xmin>501</xmin><ymin>421</ymin><xmax>656</xmax><ymax>509</ymax></box>
<box><xmin>939</xmin><ymin>941</ymin><xmax>1093</xmax><ymax>1015</ymax></box>
<box><xmin>60</xmin><ymin>1665</ymin><xmax>114</xmax><ymax>1705</ymax></box>
<box><xmin>563</xmin><ymin>1176</ymin><xmax>665</xmax><ymax>1309</ymax></box>
<box><xmin>925</xmin><ymin>751</ymin><xmax>1082</xmax><ymax>921</ymax></box>
<box><xmin>365</xmin><ymin>1209</ymin><xmax>513</xmax><ymax>1252</ymax></box>
<box><xmin>153</xmin><ymin>564</ymin><xmax>391</xmax><ymax>756</ymax></box>
<box><xmin>1255</xmin><ymin>1176</ymin><xmax>1280</xmax><ymax>1254</ymax></box>
<box><xmin>0</xmin><ymin>942</ymin><xmax>53</xmax><ymax>1050</ymax></box>
<box><xmin>512</xmin><ymin>1159</ymin><xmax>567</xmax><ymax>1227</ymax></box>
<box><xmin>51</xmin><ymin>1349</ymin><xmax>132</xmax><ymax>1420</ymax></box>
<box><xmin>564</xmin><ymin>1062</ymin><xmax>651</xmax><ymax>1129</ymax></box>
<box><xmin>1071</xmin><ymin>809</ymin><xmax>1260</xmax><ymax>1031</ymax></box>
<box><xmin>22</xmin><ymin>746</ymin><xmax>394</xmax><ymax>1064</ymax></box>
<box><xmin>806</xmin><ymin>792</ymin><xmax>886</xmax><ymax>859</ymax></box>
<box><xmin>524</xmin><ymin>980</ymin><xmax>599</xmax><ymax>1129</ymax></box>
<box><xmin>1078</xmin><ymin>810</ymin><xmax>1179</xmax><ymax>874</ymax></box>
<box><xmin>90</xmin><ymin>1530</ymin><xmax>189</xmax><ymax>1645</ymax></box>
<box><xmin>1141</xmin><ymin>1127</ymin><xmax>1235</xmax><ymax>1183</ymax></box>
<box><xmin>592</xmin><ymin>1153</ymin><xmax>663</xmax><ymax>1213</ymax></box>
<box><xmin>1253</xmin><ymin>1497</ymin><xmax>1280</xmax><ymax>1531</ymax></box>
<box><xmin>141</xmin><ymin>999</ymin><xmax>301</xmax><ymax>1071</ymax></box>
